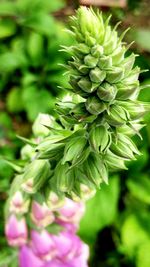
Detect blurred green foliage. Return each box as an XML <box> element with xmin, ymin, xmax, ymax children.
<box><xmin>1</xmin><ymin>0</ymin><xmax>150</xmax><ymax>267</ymax></box>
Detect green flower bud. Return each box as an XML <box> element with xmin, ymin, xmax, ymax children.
<box><xmin>55</xmin><ymin>162</ymin><xmax>74</xmax><ymax>193</ymax></box>
<box><xmin>85</xmin><ymin>35</ymin><xmax>96</xmax><ymax>46</ymax></box>
<box><xmin>116</xmin><ymin>82</ymin><xmax>139</xmax><ymax>100</ymax></box>
<box><xmin>32</xmin><ymin>113</ymin><xmax>53</xmax><ymax>137</ymax></box>
<box><xmin>73</xmin><ymin>170</ymin><xmax>96</xmax><ymax>200</ymax></box>
<box><xmin>106</xmin><ymin>67</ymin><xmax>124</xmax><ymax>83</ymax></box>
<box><xmin>89</xmin><ymin>125</ymin><xmax>110</xmax><ymax>152</ymax></box>
<box><xmin>118</xmin><ymin>101</ymin><xmax>150</xmax><ymax>120</ymax></box>
<box><xmin>91</xmin><ymin>45</ymin><xmax>104</xmax><ymax>57</ymax></box>
<box><xmin>21</xmin><ymin>144</ymin><xmax>35</xmax><ymax>161</ymax></box>
<box><xmin>73</xmin><ymin>43</ymin><xmax>90</xmax><ymax>54</ymax></box>
<box><xmin>21</xmin><ymin>160</ymin><xmax>50</xmax><ymax>194</ymax></box>
<box><xmin>97</xmin><ymin>82</ymin><xmax>117</xmax><ymax>102</ymax></box>
<box><xmin>89</xmin><ymin>67</ymin><xmax>106</xmax><ymax>83</ymax></box>
<box><xmin>83</xmin><ymin>152</ymin><xmax>108</xmax><ymax>186</ymax></box>
<box><xmin>110</xmin><ymin>134</ymin><xmax>139</xmax><ymax>159</ymax></box>
<box><xmin>62</xmin><ymin>136</ymin><xmax>87</xmax><ymax>164</ymax></box>
<box><xmin>78</xmin><ymin>77</ymin><xmax>98</xmax><ymax>93</ymax></box>
<box><xmin>77</xmin><ymin>7</ymin><xmax>104</xmax><ymax>41</ymax></box>
<box><xmin>106</xmin><ymin>104</ymin><xmax>128</xmax><ymax>126</ymax></box>
<box><xmin>111</xmin><ymin>46</ymin><xmax>125</xmax><ymax>64</ymax></box>
<box><xmin>84</xmin><ymin>54</ymin><xmax>99</xmax><ymax>68</ymax></box>
<box><xmin>78</xmin><ymin>64</ymin><xmax>90</xmax><ymax>75</ymax></box>
<box><xmin>123</xmin><ymin>66</ymin><xmax>140</xmax><ymax>84</ymax></box>
<box><xmin>69</xmin><ymin>76</ymin><xmax>89</xmax><ymax>97</ymax></box>
<box><xmin>104</xmin><ymin>150</ymin><xmax>128</xmax><ymax>170</ymax></box>
<box><xmin>103</xmin><ymin>32</ymin><xmax>118</xmax><ymax>55</ymax></box>
<box><xmin>85</xmin><ymin>96</ymin><xmax>106</xmax><ymax>115</ymax></box>
<box><xmin>38</xmin><ymin>143</ymin><xmax>65</xmax><ymax>160</ymax></box>
<box><xmin>98</xmin><ymin>56</ymin><xmax>112</xmax><ymax>69</ymax></box>
<box><xmin>121</xmin><ymin>53</ymin><xmax>136</xmax><ymax>74</ymax></box>
<box><xmin>118</xmin><ymin>122</ymin><xmax>144</xmax><ymax>136</ymax></box>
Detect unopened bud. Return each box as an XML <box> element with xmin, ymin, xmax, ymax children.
<box><xmin>89</xmin><ymin>125</ymin><xmax>110</xmax><ymax>152</ymax></box>
<box><xmin>78</xmin><ymin>77</ymin><xmax>98</xmax><ymax>93</ymax></box>
<box><xmin>89</xmin><ymin>67</ymin><xmax>106</xmax><ymax>83</ymax></box>
<box><xmin>32</xmin><ymin>113</ymin><xmax>54</xmax><ymax>137</ymax></box>
<box><xmin>106</xmin><ymin>67</ymin><xmax>124</xmax><ymax>83</ymax></box>
<box><xmin>31</xmin><ymin>200</ymin><xmax>55</xmax><ymax>228</ymax></box>
<box><xmin>85</xmin><ymin>96</ymin><xmax>106</xmax><ymax>115</ymax></box>
<box><xmin>21</xmin><ymin>160</ymin><xmax>50</xmax><ymax>194</ymax></box>
<box><xmin>97</xmin><ymin>82</ymin><xmax>117</xmax><ymax>102</ymax></box>
<box><xmin>84</xmin><ymin>54</ymin><xmax>98</xmax><ymax>68</ymax></box>
<box><xmin>91</xmin><ymin>45</ymin><xmax>104</xmax><ymax>57</ymax></box>
<box><xmin>9</xmin><ymin>191</ymin><xmax>30</xmax><ymax>215</ymax></box>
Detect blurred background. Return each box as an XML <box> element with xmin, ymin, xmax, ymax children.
<box><xmin>0</xmin><ymin>0</ymin><xmax>150</xmax><ymax>266</ymax></box>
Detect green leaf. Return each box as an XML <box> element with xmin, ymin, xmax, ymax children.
<box><xmin>23</xmin><ymin>13</ymin><xmax>56</xmax><ymax>36</ymax></box>
<box><xmin>0</xmin><ymin>19</ymin><xmax>16</xmax><ymax>38</ymax></box>
<box><xmin>22</xmin><ymin>86</ymin><xmax>54</xmax><ymax>121</ymax></box>
<box><xmin>127</xmin><ymin>175</ymin><xmax>150</xmax><ymax>204</ymax></box>
<box><xmin>78</xmin><ymin>176</ymin><xmax>119</xmax><ymax>244</ymax></box>
<box><xmin>121</xmin><ymin>212</ymin><xmax>150</xmax><ymax>257</ymax></box>
<box><xmin>133</xmin><ymin>29</ymin><xmax>150</xmax><ymax>52</ymax></box>
<box><xmin>27</xmin><ymin>32</ymin><xmax>44</xmax><ymax>65</ymax></box>
<box><xmin>136</xmin><ymin>241</ymin><xmax>150</xmax><ymax>267</ymax></box>
<box><xmin>0</xmin><ymin>2</ymin><xmax>16</xmax><ymax>16</ymax></box>
<box><xmin>6</xmin><ymin>87</ymin><xmax>24</xmax><ymax>113</ymax></box>
<box><xmin>0</xmin><ymin>249</ymin><xmax>18</xmax><ymax>267</ymax></box>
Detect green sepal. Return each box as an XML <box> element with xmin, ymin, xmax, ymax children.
<box><xmin>62</xmin><ymin>135</ymin><xmax>87</xmax><ymax>164</ymax></box>
<box><xmin>84</xmin><ymin>54</ymin><xmax>99</xmax><ymax>68</ymax></box>
<box><xmin>116</xmin><ymin>82</ymin><xmax>139</xmax><ymax>100</ymax></box>
<box><xmin>117</xmin><ymin>101</ymin><xmax>150</xmax><ymax>120</ymax></box>
<box><xmin>38</xmin><ymin>143</ymin><xmax>65</xmax><ymax>160</ymax></box>
<box><xmin>55</xmin><ymin>162</ymin><xmax>75</xmax><ymax>193</ymax></box>
<box><xmin>85</xmin><ymin>96</ymin><xmax>107</xmax><ymax>115</ymax></box>
<box><xmin>97</xmin><ymin>82</ymin><xmax>117</xmax><ymax>102</ymax></box>
<box><xmin>21</xmin><ymin>160</ymin><xmax>51</xmax><ymax>194</ymax></box>
<box><xmin>89</xmin><ymin>67</ymin><xmax>106</xmax><ymax>83</ymax></box>
<box><xmin>83</xmin><ymin>152</ymin><xmax>108</xmax><ymax>186</ymax></box>
<box><xmin>91</xmin><ymin>45</ymin><xmax>104</xmax><ymax>57</ymax></box>
<box><xmin>98</xmin><ymin>56</ymin><xmax>112</xmax><ymax>69</ymax></box>
<box><xmin>78</xmin><ymin>77</ymin><xmax>98</xmax><ymax>93</ymax></box>
<box><xmin>106</xmin><ymin>104</ymin><xmax>128</xmax><ymax>126</ymax></box>
<box><xmin>106</xmin><ymin>67</ymin><xmax>124</xmax><ymax>83</ymax></box>
<box><xmin>104</xmin><ymin>150</ymin><xmax>128</xmax><ymax>170</ymax></box>
<box><xmin>89</xmin><ymin>125</ymin><xmax>111</xmax><ymax>152</ymax></box>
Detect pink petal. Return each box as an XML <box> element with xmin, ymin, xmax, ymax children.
<box><xmin>19</xmin><ymin>245</ymin><xmax>43</xmax><ymax>267</ymax></box>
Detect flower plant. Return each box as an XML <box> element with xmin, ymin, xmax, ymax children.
<box><xmin>5</xmin><ymin>6</ymin><xmax>150</xmax><ymax>266</ymax></box>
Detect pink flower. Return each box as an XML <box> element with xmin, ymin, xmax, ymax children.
<box><xmin>43</xmin><ymin>260</ymin><xmax>70</xmax><ymax>267</ymax></box>
<box><xmin>57</xmin><ymin>198</ymin><xmax>85</xmax><ymax>225</ymax></box>
<box><xmin>19</xmin><ymin>245</ymin><xmax>43</xmax><ymax>267</ymax></box>
<box><xmin>70</xmin><ymin>243</ymin><xmax>89</xmax><ymax>267</ymax></box>
<box><xmin>5</xmin><ymin>215</ymin><xmax>27</xmax><ymax>247</ymax></box>
<box><xmin>55</xmin><ymin>219</ymin><xmax>78</xmax><ymax>233</ymax></box>
<box><xmin>52</xmin><ymin>231</ymin><xmax>82</xmax><ymax>262</ymax></box>
<box><xmin>31</xmin><ymin>230</ymin><xmax>57</xmax><ymax>261</ymax></box>
<box><xmin>31</xmin><ymin>201</ymin><xmax>55</xmax><ymax>228</ymax></box>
